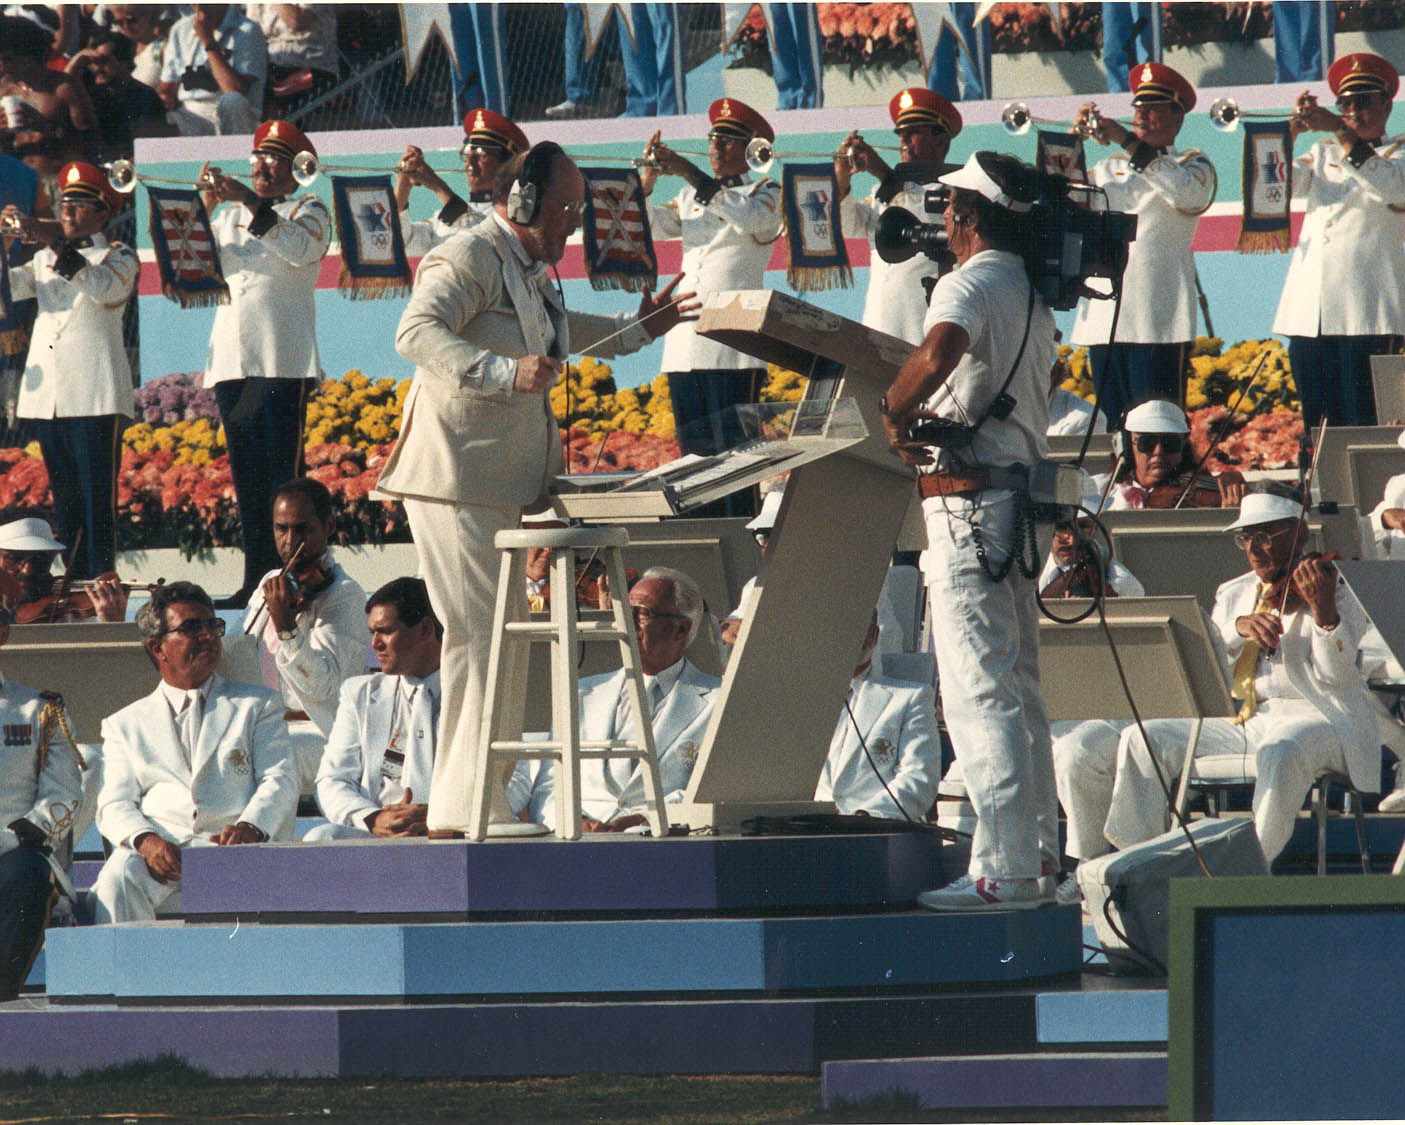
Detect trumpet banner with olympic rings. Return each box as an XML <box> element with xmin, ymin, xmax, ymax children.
<box><xmin>781</xmin><ymin>163</ymin><xmax>851</xmax><ymax>292</ymax></box>
<box><xmin>329</xmin><ymin>174</ymin><xmax>412</xmax><ymax>299</ymax></box>
<box><xmin>1237</xmin><ymin>120</ymin><xmax>1292</xmax><ymax>254</ymax></box>
<box><xmin>146</xmin><ymin>186</ymin><xmax>229</xmax><ymax>309</ymax></box>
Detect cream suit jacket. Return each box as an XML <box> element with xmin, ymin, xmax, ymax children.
<box><xmin>378</xmin><ymin>217</ymin><xmax>651</xmax><ymax>508</ymax></box>
<box><xmin>96</xmin><ymin>675</ymin><xmax>298</xmax><ymax>847</ymax></box>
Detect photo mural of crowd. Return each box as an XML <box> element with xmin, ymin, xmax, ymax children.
<box><xmin>0</xmin><ymin>338</ymin><xmax>1304</xmax><ymax>556</ymax></box>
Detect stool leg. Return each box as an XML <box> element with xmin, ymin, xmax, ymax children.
<box><xmin>469</xmin><ymin>547</ymin><xmax>529</xmax><ymax>842</ymax></box>
<box><xmin>552</xmin><ymin>545</ymin><xmax>583</xmax><ymax>841</ymax></box>
<box><xmin>606</xmin><ymin>549</ymin><xmax>669</xmax><ymax>839</ymax></box>
<box><xmin>1353</xmin><ymin>791</ymin><xmax>1371</xmax><ymax>874</ymax></box>
<box><xmin>1314</xmin><ymin>781</ymin><xmax>1328</xmax><ymax>876</ymax></box>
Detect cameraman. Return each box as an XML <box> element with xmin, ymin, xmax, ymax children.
<box><xmin>881</xmin><ymin>151</ymin><xmax>1060</xmax><ymax>912</ymax></box>
<box><xmin>158</xmin><ymin>5</ymin><xmax>266</xmax><ymax>137</ymax></box>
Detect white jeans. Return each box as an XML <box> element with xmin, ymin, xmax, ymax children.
<box><xmin>92</xmin><ymin>843</ymin><xmax>197</xmax><ymax>923</ymax></box>
<box><xmin>302</xmin><ymin>821</ymin><xmax>371</xmax><ymax>841</ymax></box>
<box><xmin>922</xmin><ymin>493</ymin><xmax>1057</xmax><ymax>879</ymax></box>
<box><xmin>166</xmin><ymin>92</ymin><xmax>260</xmax><ymax>136</ymax></box>
<box><xmin>403</xmin><ymin>496</ymin><xmax>519</xmax><ymax>831</ymax></box>
<box><xmin>1052</xmin><ymin>719</ymin><xmax>1131</xmax><ymax>861</ymax></box>
<box><xmin>1105</xmin><ymin>697</ymin><xmax>1351</xmax><ymax>862</ymax></box>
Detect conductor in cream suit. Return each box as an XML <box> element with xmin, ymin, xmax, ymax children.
<box><xmin>513</xmin><ymin>567</ymin><xmax>721</xmax><ymax>832</ymax></box>
<box><xmin>376</xmin><ymin>141</ymin><xmax>695</xmax><ymax>836</ymax></box>
<box><xmin>200</xmin><ymin>119</ymin><xmax>331</xmax><ymax>602</ymax></box>
<box><xmin>6</xmin><ymin>162</ymin><xmax>138</xmax><ymax>580</ymax></box>
<box><xmin>640</xmin><ymin>98</ymin><xmax>781</xmax><ymax>478</ymax></box>
<box><xmin>836</xmin><ymin>88</ymin><xmax>961</xmax><ymax>346</ymax></box>
<box><xmin>816</xmin><ymin>616</ymin><xmax>943</xmax><ymax>821</ymax></box>
<box><xmin>92</xmin><ymin>582</ymin><xmax>297</xmax><ymax>922</ymax></box>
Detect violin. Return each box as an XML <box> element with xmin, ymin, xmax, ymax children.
<box><xmin>13</xmin><ymin>573</ymin><xmax>167</xmax><ymax>625</ymax></box>
<box><xmin>1040</xmin><ymin>553</ymin><xmax>1108</xmax><ymax>599</ymax></box>
<box><xmin>1258</xmin><ymin>550</ymin><xmax>1339</xmax><ymax>618</ymax></box>
<box><xmin>1142</xmin><ymin>468</ymin><xmax>1246</xmax><ymax>509</ymax></box>
<box><xmin>285</xmin><ymin>557</ymin><xmax>334</xmax><ymax>612</ymax></box>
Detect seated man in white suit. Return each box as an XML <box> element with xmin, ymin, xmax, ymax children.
<box><xmin>93</xmin><ymin>582</ymin><xmax>298</xmax><ymax>923</ymax></box>
<box><xmin>514</xmin><ymin>566</ymin><xmax>721</xmax><ymax>832</ymax></box>
<box><xmin>816</xmin><ymin>614</ymin><xmax>943</xmax><ymax>820</ymax></box>
<box><xmin>1093</xmin><ymin>492</ymin><xmax>1385</xmax><ymax>865</ymax></box>
<box><xmin>308</xmin><ymin>578</ymin><xmax>441</xmax><ymax>840</ymax></box>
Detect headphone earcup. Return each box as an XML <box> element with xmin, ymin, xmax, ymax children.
<box><xmin>507</xmin><ymin>178</ymin><xmax>537</xmax><ymax>225</ymax></box>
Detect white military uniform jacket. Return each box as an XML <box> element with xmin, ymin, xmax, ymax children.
<box><xmin>1048</xmin><ymin>387</ymin><xmax>1106</xmax><ymax>435</ymax></box>
<box><xmin>0</xmin><ymin>680</ymin><xmax>82</xmax><ymax>855</ymax></box>
<box><xmin>398</xmin><ymin>194</ymin><xmax>493</xmax><ymax>257</ymax></box>
<box><xmin>205</xmin><ymin>194</ymin><xmax>331</xmax><ymax>385</ymax></box>
<box><xmin>1212</xmin><ymin>569</ymin><xmax>1382</xmax><ymax>793</ymax></box>
<box><xmin>815</xmin><ymin>668</ymin><xmax>943</xmax><ymax>820</ymax></box>
<box><xmin>242</xmin><ymin>553</ymin><xmax>370</xmax><ymax>736</ymax></box>
<box><xmin>522</xmin><ymin>658</ymin><xmax>721</xmax><ymax>828</ymax></box>
<box><xmin>1272</xmin><ymin>134</ymin><xmax>1405</xmax><ymax>338</ymax></box>
<box><xmin>1070</xmin><ymin>145</ymin><xmax>1215</xmax><ymax>345</ymax></box>
<box><xmin>1038</xmin><ymin>555</ymin><xmax>1145</xmax><ymax>597</ymax></box>
<box><xmin>315</xmin><ymin>669</ymin><xmax>438</xmax><ymax>829</ymax></box>
<box><xmin>96</xmin><ymin>674</ymin><xmax>298</xmax><ymax>847</ymax></box>
<box><xmin>840</xmin><ymin>180</ymin><xmax>943</xmax><ymax>346</ymax></box>
<box><xmin>648</xmin><ymin>174</ymin><xmax>781</xmax><ymax>371</ymax></box>
<box><xmin>1368</xmin><ymin>472</ymin><xmax>1405</xmax><ymax>555</ymax></box>
<box><xmin>11</xmin><ymin>235</ymin><xmax>138</xmax><ymax>419</ymax></box>
<box><xmin>380</xmin><ymin>215</ymin><xmax>651</xmax><ymax>508</ymax></box>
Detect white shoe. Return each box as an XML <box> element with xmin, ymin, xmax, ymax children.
<box><xmin>917</xmin><ymin>874</ymin><xmax>1047</xmax><ymax>912</ymax></box>
<box><xmin>1380</xmin><ymin>788</ymin><xmax>1405</xmax><ymax>813</ymax></box>
<box><xmin>1055</xmin><ymin>873</ymin><xmax>1083</xmax><ymax>907</ymax></box>
<box><xmin>544</xmin><ymin>99</ymin><xmax>586</xmax><ymax>119</ymax></box>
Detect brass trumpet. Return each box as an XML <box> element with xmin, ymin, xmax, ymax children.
<box><xmin>1001</xmin><ymin>100</ymin><xmax>1101</xmax><ymax>138</ymax></box>
<box><xmin>106</xmin><ymin>158</ymin><xmax>215</xmax><ymax>195</ymax></box>
<box><xmin>743</xmin><ymin>137</ymin><xmax>900</xmax><ymax>174</ymax></box>
<box><xmin>292</xmin><ymin>150</ymin><xmax>410</xmax><ymax>187</ymax></box>
<box><xmin>1207</xmin><ymin>96</ymin><xmax>1301</xmax><ymax>133</ymax></box>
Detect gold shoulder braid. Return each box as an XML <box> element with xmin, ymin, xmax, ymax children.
<box><xmin>36</xmin><ymin>691</ymin><xmax>85</xmax><ymax>778</ymax></box>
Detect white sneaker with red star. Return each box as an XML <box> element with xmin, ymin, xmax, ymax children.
<box><xmin>917</xmin><ymin>874</ymin><xmax>1048</xmax><ymax>912</ymax></box>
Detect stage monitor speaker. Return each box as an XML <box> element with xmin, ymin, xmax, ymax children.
<box><xmin>1079</xmin><ymin>817</ymin><xmax>1267</xmax><ymax>974</ymax></box>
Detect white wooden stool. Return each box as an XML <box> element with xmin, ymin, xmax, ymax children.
<box><xmin>467</xmin><ymin>526</ymin><xmax>670</xmax><ymax>841</ymax></box>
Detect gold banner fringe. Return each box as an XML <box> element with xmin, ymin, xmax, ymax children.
<box><xmin>788</xmin><ymin>264</ymin><xmax>853</xmax><ymax>293</ymax></box>
<box><xmin>0</xmin><ymin>327</ymin><xmax>28</xmax><ymax>356</ymax></box>
<box><xmin>336</xmin><ymin>264</ymin><xmax>411</xmax><ymax>301</ymax></box>
<box><xmin>1235</xmin><ymin>226</ymin><xmax>1290</xmax><ymax>254</ymax></box>
<box><xmin>589</xmin><ymin>272</ymin><xmax>654</xmax><ymax>294</ymax></box>
<box><xmin>164</xmin><ymin>282</ymin><xmax>229</xmax><ymax>309</ymax></box>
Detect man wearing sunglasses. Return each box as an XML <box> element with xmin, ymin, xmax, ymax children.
<box><xmin>1098</xmin><ymin>399</ymin><xmax>1243</xmax><ymax>510</ymax></box>
<box><xmin>1274</xmin><ymin>51</ymin><xmax>1405</xmax><ymax>430</ymax></box>
<box><xmin>641</xmin><ymin>98</ymin><xmax>781</xmax><ymax>505</ymax></box>
<box><xmin>393</xmin><ymin>108</ymin><xmax>529</xmax><ymax>256</ymax></box>
<box><xmin>1079</xmin><ymin>492</ymin><xmax>1387</xmax><ymax>867</ymax></box>
<box><xmin>199</xmin><ymin>118</ymin><xmax>330</xmax><ymax>606</ymax></box>
<box><xmin>92</xmin><ymin>581</ymin><xmax>298</xmax><ymax>922</ymax></box>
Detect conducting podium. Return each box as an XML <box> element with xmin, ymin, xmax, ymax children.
<box><xmin>560</xmin><ymin>290</ymin><xmax>917</xmax><ymax>830</ymax></box>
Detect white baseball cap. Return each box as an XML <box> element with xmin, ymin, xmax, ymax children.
<box><xmin>0</xmin><ymin>517</ymin><xmax>65</xmax><ymax>552</ymax></box>
<box><xmin>1225</xmin><ymin>492</ymin><xmax>1305</xmax><ymax>531</ymax></box>
<box><xmin>1124</xmin><ymin>399</ymin><xmax>1190</xmax><ymax>435</ymax></box>
<box><xmin>938</xmin><ymin>152</ymin><xmax>1034</xmax><ymax>213</ymax></box>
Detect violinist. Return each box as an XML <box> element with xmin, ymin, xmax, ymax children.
<box><xmin>1091</xmin><ymin>492</ymin><xmax>1388</xmax><ymax>865</ymax></box>
<box><xmin>0</xmin><ymin>518</ymin><xmax>128</xmax><ymax>623</ymax></box>
<box><xmin>1098</xmin><ymin>399</ymin><xmax>1244</xmax><ymax>510</ymax></box>
<box><xmin>239</xmin><ymin>478</ymin><xmax>369</xmax><ymax>794</ymax></box>
<box><xmin>1038</xmin><ymin>477</ymin><xmax>1145</xmax><ymax>600</ymax></box>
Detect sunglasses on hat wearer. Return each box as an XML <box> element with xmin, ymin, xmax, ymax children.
<box><xmin>1133</xmin><ymin>434</ymin><xmax>1184</xmax><ymax>455</ymax></box>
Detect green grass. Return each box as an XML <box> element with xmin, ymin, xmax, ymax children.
<box><xmin>0</xmin><ymin>1056</ymin><xmax>1169</xmax><ymax>1123</ymax></box>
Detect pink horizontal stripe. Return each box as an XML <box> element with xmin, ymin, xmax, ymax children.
<box><xmin>137</xmin><ymin>214</ymin><xmax>1291</xmax><ymax>296</ymax></box>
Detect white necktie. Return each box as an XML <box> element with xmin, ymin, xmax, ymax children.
<box><xmin>179</xmin><ymin>690</ymin><xmax>202</xmax><ymax>763</ymax></box>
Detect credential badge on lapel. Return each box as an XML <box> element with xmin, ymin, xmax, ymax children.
<box><xmin>870</xmin><ymin>738</ymin><xmax>895</xmax><ymax>770</ymax></box>
<box><xmin>3</xmin><ymin>723</ymin><xmax>32</xmax><ymax>747</ymax></box>
<box><xmin>680</xmin><ymin>740</ymin><xmax>700</xmax><ymax>768</ymax></box>
<box><xmin>228</xmin><ymin>746</ymin><xmax>251</xmax><ymax>775</ymax></box>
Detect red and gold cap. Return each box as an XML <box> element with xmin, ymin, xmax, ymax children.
<box><xmin>889</xmin><ymin>87</ymin><xmax>962</xmax><ymax>138</ymax></box>
<box><xmin>1129</xmin><ymin>62</ymin><xmax>1196</xmax><ymax>113</ymax></box>
<box><xmin>253</xmin><ymin>119</ymin><xmax>315</xmax><ymax>161</ymax></box>
<box><xmin>1328</xmin><ymin>52</ymin><xmax>1399</xmax><ymax>99</ymax></box>
<box><xmin>708</xmin><ymin>97</ymin><xmax>774</xmax><ymax>144</ymax></box>
<box><xmin>463</xmin><ymin>109</ymin><xmax>529</xmax><ymax>155</ymax></box>
<box><xmin>57</xmin><ymin>161</ymin><xmax>117</xmax><ymax>211</ymax></box>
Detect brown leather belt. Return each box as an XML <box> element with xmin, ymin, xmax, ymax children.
<box><xmin>917</xmin><ymin>464</ymin><xmax>1029</xmax><ymax>500</ymax></box>
<box><xmin>284</xmin><ymin>710</ymin><xmax>310</xmax><ymax>722</ymax></box>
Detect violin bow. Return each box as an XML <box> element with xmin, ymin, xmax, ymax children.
<box><xmin>242</xmin><ymin>541</ymin><xmax>306</xmax><ymax>636</ymax></box>
<box><xmin>1275</xmin><ymin>417</ymin><xmax>1329</xmax><ymax>617</ymax></box>
<box><xmin>1171</xmin><ymin>347</ymin><xmax>1270</xmax><ymax>509</ymax></box>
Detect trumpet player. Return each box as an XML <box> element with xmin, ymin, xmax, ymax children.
<box><xmin>836</xmin><ymin>87</ymin><xmax>961</xmax><ymax>346</ymax></box>
<box><xmin>640</xmin><ymin>98</ymin><xmax>780</xmax><ymax>514</ymax></box>
<box><xmin>6</xmin><ymin>163</ymin><xmax>136</xmax><ymax>581</ymax></box>
<box><xmin>1272</xmin><ymin>52</ymin><xmax>1405</xmax><ymax>431</ymax></box>
<box><xmin>200</xmin><ymin>119</ymin><xmax>330</xmax><ymax>607</ymax></box>
<box><xmin>393</xmin><ymin>109</ymin><xmax>529</xmax><ymax>256</ymax></box>
<box><xmin>1068</xmin><ymin>63</ymin><xmax>1215</xmax><ymax>428</ymax></box>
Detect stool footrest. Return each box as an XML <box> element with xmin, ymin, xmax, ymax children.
<box><xmin>489</xmin><ymin>741</ymin><xmax>651</xmax><ymax>756</ymax></box>
<box><xmin>502</xmin><ymin>621</ymin><xmax>632</xmax><ymax>640</ymax></box>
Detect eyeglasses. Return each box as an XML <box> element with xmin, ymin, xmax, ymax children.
<box><xmin>707</xmin><ymin>131</ymin><xmax>744</xmax><ymax>145</ymax></box>
<box><xmin>1133</xmin><ymin>434</ymin><xmax>1184</xmax><ymax>455</ymax></box>
<box><xmin>248</xmin><ymin>152</ymin><xmax>287</xmax><ymax>170</ymax></box>
<box><xmin>458</xmin><ymin>141</ymin><xmax>507</xmax><ymax>162</ymax></box>
<box><xmin>560</xmin><ymin>198</ymin><xmax>584</xmax><ymax>219</ymax></box>
<box><xmin>1335</xmin><ymin>93</ymin><xmax>1381</xmax><ymax>110</ymax></box>
<box><xmin>1232</xmin><ymin>525</ymin><xmax>1297</xmax><ymax>549</ymax></box>
<box><xmin>631</xmin><ymin>604</ymin><xmax>683</xmax><ymax>626</ymax></box>
<box><xmin>160</xmin><ymin>617</ymin><xmax>227</xmax><ymax>639</ymax></box>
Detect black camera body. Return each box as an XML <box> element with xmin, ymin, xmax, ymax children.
<box><xmin>874</xmin><ymin>172</ymin><xmax>1138</xmax><ymax>312</ymax></box>
<box><xmin>180</xmin><ymin>64</ymin><xmax>221</xmax><ymax>94</ymax></box>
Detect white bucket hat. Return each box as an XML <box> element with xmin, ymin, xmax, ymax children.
<box><xmin>0</xmin><ymin>517</ymin><xmax>65</xmax><ymax>552</ymax></box>
<box><xmin>1225</xmin><ymin>492</ymin><xmax>1305</xmax><ymax>531</ymax></box>
<box><xmin>1124</xmin><ymin>399</ymin><xmax>1190</xmax><ymax>435</ymax></box>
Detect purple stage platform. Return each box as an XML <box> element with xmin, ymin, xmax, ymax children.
<box><xmin>177</xmin><ymin>833</ymin><xmax>945</xmax><ymax>919</ymax></box>
<box><xmin>0</xmin><ymin>991</ymin><xmax>1054</xmax><ymax>1078</ymax></box>
<box><xmin>821</xmin><ymin>1052</ymin><xmax>1168</xmax><ymax>1111</ymax></box>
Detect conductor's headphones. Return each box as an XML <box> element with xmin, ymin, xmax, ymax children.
<box><xmin>506</xmin><ymin>141</ymin><xmax>563</xmax><ymax>226</ymax></box>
